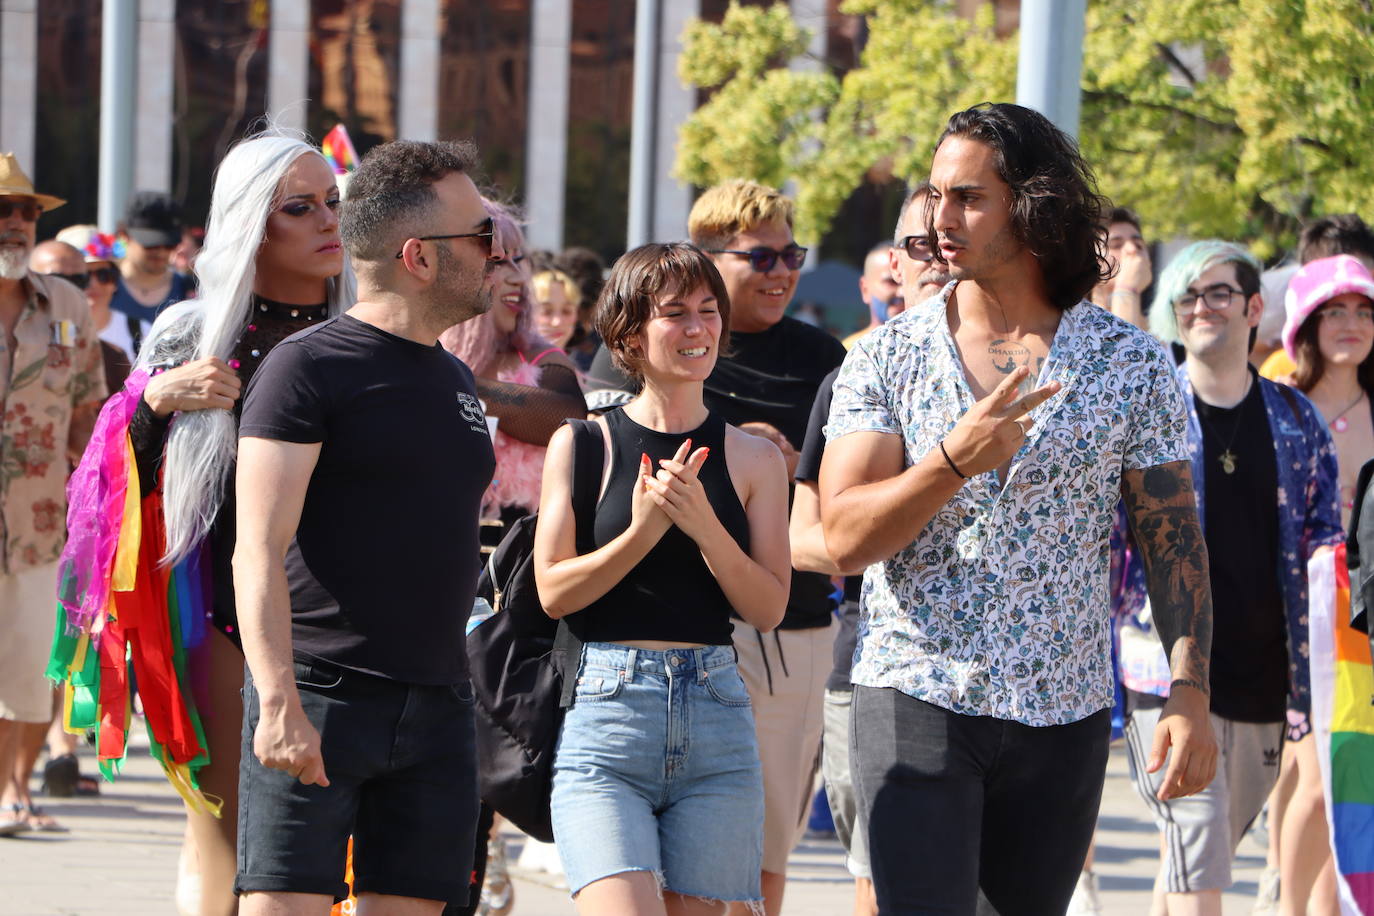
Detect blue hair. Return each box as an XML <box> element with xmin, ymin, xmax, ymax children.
<box><xmin>1150</xmin><ymin>240</ymin><xmax>1262</xmax><ymax>344</ymax></box>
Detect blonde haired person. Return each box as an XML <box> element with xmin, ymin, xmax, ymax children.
<box><xmin>531</xmin><ymin>267</ymin><xmax>583</xmax><ymax>352</ymax></box>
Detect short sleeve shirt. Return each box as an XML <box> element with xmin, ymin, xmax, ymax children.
<box><xmin>826</xmin><ymin>285</ymin><xmax>1189</xmax><ymax>726</ymax></box>
<box><xmin>1</xmin><ymin>273</ymin><xmax>107</xmax><ymax>574</ymax></box>
<box><xmin>239</xmin><ymin>314</ymin><xmax>495</xmax><ymax>685</ymax></box>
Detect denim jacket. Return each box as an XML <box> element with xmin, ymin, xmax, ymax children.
<box><xmin>1116</xmin><ymin>367</ymin><xmax>1342</xmax><ymax>736</ymax></box>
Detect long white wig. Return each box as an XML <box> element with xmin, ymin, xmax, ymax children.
<box><xmin>135</xmin><ymin>130</ymin><xmax>357</xmax><ymax>565</ymax></box>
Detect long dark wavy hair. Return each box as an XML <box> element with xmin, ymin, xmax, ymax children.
<box><xmin>928</xmin><ymin>103</ymin><xmax>1111</xmax><ymax>310</ymax></box>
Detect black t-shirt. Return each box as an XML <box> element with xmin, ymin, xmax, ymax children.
<box><xmin>1196</xmin><ymin>378</ymin><xmax>1287</xmax><ymax>722</ymax></box>
<box><xmin>238</xmin><ymin>314</ymin><xmax>495</xmax><ymax>685</ymax></box>
<box><xmin>713</xmin><ymin>317</ymin><xmax>847</xmax><ymax>630</ymax></box>
<box><xmin>797</xmin><ymin>366</ymin><xmax>860</xmax><ymax>689</ymax></box>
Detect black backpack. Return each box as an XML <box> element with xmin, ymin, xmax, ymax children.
<box><xmin>466</xmin><ymin>419</ymin><xmax>602</xmax><ymax>843</ymax></box>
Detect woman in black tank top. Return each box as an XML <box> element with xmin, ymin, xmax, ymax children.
<box><xmin>534</xmin><ymin>244</ymin><xmax>791</xmax><ymax>913</ymax></box>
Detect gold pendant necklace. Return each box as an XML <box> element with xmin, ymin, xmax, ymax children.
<box><xmin>1218</xmin><ymin>450</ymin><xmax>1238</xmax><ymax>474</ymax></box>
<box><xmin>1196</xmin><ymin>377</ymin><xmax>1253</xmax><ymax>476</ymax></box>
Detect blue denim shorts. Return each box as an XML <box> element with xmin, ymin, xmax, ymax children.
<box><xmin>551</xmin><ymin>642</ymin><xmax>764</xmax><ymax>904</ymax></box>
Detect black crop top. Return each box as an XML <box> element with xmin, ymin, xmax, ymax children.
<box><xmin>567</xmin><ymin>407</ymin><xmax>751</xmax><ymax>646</ymax></box>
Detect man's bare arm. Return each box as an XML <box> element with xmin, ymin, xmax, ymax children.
<box><xmin>233</xmin><ymin>436</ymin><xmax>328</xmax><ymax>785</ymax></box>
<box><xmin>1120</xmin><ymin>461</ymin><xmax>1212</xmax><ymax>691</ymax></box>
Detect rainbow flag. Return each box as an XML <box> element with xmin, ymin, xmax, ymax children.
<box><xmin>321</xmin><ymin>124</ymin><xmax>359</xmax><ymax>175</ymax></box>
<box><xmin>1308</xmin><ymin>544</ymin><xmax>1374</xmax><ymax>914</ymax></box>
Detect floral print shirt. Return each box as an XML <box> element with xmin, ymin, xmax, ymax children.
<box><xmin>826</xmin><ymin>287</ymin><xmax>1189</xmax><ymax>726</ymax></box>
<box><xmin>1116</xmin><ymin>368</ymin><xmax>1342</xmax><ymax>738</ymax></box>
<box><xmin>1</xmin><ymin>273</ymin><xmax>106</xmax><ymax>574</ymax></box>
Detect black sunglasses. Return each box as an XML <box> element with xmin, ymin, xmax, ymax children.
<box><xmin>0</xmin><ymin>199</ymin><xmax>41</xmax><ymax>221</ymax></box>
<box><xmin>89</xmin><ymin>266</ymin><xmax>117</xmax><ymax>285</ymax></box>
<box><xmin>48</xmin><ymin>271</ymin><xmax>89</xmax><ymax>290</ymax></box>
<box><xmin>895</xmin><ymin>235</ymin><xmax>935</xmax><ymax>263</ymax></box>
<box><xmin>707</xmin><ymin>245</ymin><xmax>807</xmax><ymax>273</ymax></box>
<box><xmin>394</xmin><ymin>217</ymin><xmax>496</xmax><ymax>259</ymax></box>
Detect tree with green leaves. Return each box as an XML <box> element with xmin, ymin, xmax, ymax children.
<box><xmin>675</xmin><ymin>0</ymin><xmax>1374</xmax><ymax>259</ymax></box>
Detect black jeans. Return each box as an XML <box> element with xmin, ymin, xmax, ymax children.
<box><xmin>851</xmin><ymin>685</ymin><xmax>1109</xmax><ymax>915</ymax></box>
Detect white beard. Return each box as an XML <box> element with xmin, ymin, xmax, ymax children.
<box><xmin>0</xmin><ymin>246</ymin><xmax>30</xmax><ymax>280</ymax></box>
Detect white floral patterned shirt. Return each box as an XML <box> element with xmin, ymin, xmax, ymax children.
<box><xmin>826</xmin><ymin>285</ymin><xmax>1190</xmax><ymax>726</ymax></box>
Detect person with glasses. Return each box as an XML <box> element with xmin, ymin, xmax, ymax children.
<box><xmin>0</xmin><ymin>154</ymin><xmax>107</xmax><ymax>838</ymax></box>
<box><xmin>821</xmin><ymin>104</ymin><xmax>1217</xmax><ymax>912</ymax></box>
<box><xmin>112</xmin><ymin>191</ymin><xmax>198</xmax><ymax>355</ymax></box>
<box><xmin>1108</xmin><ymin>241</ymin><xmax>1343</xmax><ymax>916</ymax></box>
<box><xmin>232</xmin><ymin>138</ymin><xmax>500</xmax><ymax>916</ymax></box>
<box><xmin>1269</xmin><ymin>253</ymin><xmax>1374</xmax><ymax>916</ymax></box>
<box><xmin>33</xmin><ymin>234</ymin><xmax>131</xmax><ymax>396</ymax></box>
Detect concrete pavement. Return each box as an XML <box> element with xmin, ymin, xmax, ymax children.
<box><xmin>0</xmin><ymin>731</ymin><xmax>1266</xmax><ymax>914</ymax></box>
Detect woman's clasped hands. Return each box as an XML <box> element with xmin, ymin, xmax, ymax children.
<box><xmin>637</xmin><ymin>437</ymin><xmax>718</xmax><ymax>543</ymax></box>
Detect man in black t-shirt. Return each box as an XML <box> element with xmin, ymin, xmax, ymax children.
<box><xmin>232</xmin><ymin>140</ymin><xmax>501</xmax><ymax>913</ymax></box>
<box><xmin>1123</xmin><ymin>241</ymin><xmax>1343</xmax><ymax>912</ymax></box>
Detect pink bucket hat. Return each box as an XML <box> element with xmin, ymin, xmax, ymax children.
<box><xmin>1283</xmin><ymin>254</ymin><xmax>1374</xmax><ymax>359</ymax></box>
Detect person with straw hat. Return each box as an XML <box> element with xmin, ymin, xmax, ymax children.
<box><xmin>0</xmin><ymin>152</ymin><xmax>105</xmax><ymax>836</ymax></box>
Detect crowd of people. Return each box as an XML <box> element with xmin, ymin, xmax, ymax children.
<box><xmin>0</xmin><ymin>100</ymin><xmax>1370</xmax><ymax>916</ymax></box>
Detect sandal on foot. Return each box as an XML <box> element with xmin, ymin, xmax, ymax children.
<box><xmin>0</xmin><ymin>806</ymin><xmax>26</xmax><ymax>837</ymax></box>
<box><xmin>22</xmin><ymin>804</ymin><xmax>68</xmax><ymax>833</ymax></box>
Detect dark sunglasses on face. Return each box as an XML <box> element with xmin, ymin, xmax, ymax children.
<box><xmin>394</xmin><ymin>217</ymin><xmax>496</xmax><ymax>259</ymax></box>
<box><xmin>895</xmin><ymin>234</ymin><xmax>935</xmax><ymax>263</ymax></box>
<box><xmin>707</xmin><ymin>244</ymin><xmax>808</xmax><ymax>273</ymax></box>
<box><xmin>48</xmin><ymin>272</ymin><xmax>89</xmax><ymax>290</ymax></box>
<box><xmin>0</xmin><ymin>199</ymin><xmax>41</xmax><ymax>221</ymax></box>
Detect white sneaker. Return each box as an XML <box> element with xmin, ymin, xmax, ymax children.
<box><xmin>1253</xmin><ymin>865</ymin><xmax>1280</xmax><ymax>914</ymax></box>
<box><xmin>1065</xmin><ymin>868</ymin><xmax>1102</xmax><ymax>916</ymax></box>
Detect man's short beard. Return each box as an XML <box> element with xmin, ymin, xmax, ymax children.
<box><xmin>427</xmin><ymin>243</ymin><xmax>489</xmax><ymax>327</ymax></box>
<box><xmin>0</xmin><ymin>246</ymin><xmax>30</xmax><ymax>280</ymax></box>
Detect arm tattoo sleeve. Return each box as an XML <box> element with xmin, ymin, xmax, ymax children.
<box><xmin>1121</xmin><ymin>460</ymin><xmax>1213</xmax><ymax>692</ymax></box>
<box><xmin>475</xmin><ymin>363</ymin><xmax>588</xmax><ymax>446</ymax></box>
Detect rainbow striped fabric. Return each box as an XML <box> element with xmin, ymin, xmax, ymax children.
<box><xmin>321</xmin><ymin>124</ymin><xmax>359</xmax><ymax>175</ymax></box>
<box><xmin>1308</xmin><ymin>544</ymin><xmax>1374</xmax><ymax>913</ymax></box>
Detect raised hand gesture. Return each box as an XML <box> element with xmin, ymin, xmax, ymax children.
<box><xmin>942</xmin><ymin>366</ymin><xmax>1060</xmax><ymax>478</ymax></box>
<box><xmin>643</xmin><ymin>439</ymin><xmax>717</xmax><ymax>544</ymax></box>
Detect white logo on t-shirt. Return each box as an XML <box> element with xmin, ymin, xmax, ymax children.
<box><xmin>456</xmin><ymin>391</ymin><xmax>487</xmax><ymax>432</ymax></box>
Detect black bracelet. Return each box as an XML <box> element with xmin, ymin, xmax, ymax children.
<box><xmin>939</xmin><ymin>440</ymin><xmax>970</xmax><ymax>480</ymax></box>
<box><xmin>1170</xmin><ymin>678</ymin><xmax>1208</xmax><ymax>694</ymax></box>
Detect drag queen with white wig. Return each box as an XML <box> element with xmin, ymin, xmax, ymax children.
<box><xmin>55</xmin><ymin>129</ymin><xmax>354</xmax><ymax>916</ymax></box>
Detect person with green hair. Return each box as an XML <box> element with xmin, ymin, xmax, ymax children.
<box><xmin>1119</xmin><ymin>240</ymin><xmax>1344</xmax><ymax>916</ymax></box>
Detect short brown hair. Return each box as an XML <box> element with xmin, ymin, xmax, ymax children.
<box><xmin>341</xmin><ymin>139</ymin><xmax>480</xmax><ymax>262</ymax></box>
<box><xmin>595</xmin><ymin>243</ymin><xmax>731</xmax><ymax>382</ymax></box>
<box><xmin>688</xmin><ymin>179</ymin><xmax>794</xmax><ymax>251</ymax></box>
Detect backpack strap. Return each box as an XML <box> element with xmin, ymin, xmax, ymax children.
<box><xmin>1276</xmin><ymin>381</ymin><xmax>1302</xmax><ymax>425</ymax></box>
<box><xmin>555</xmin><ymin>419</ymin><xmax>604</xmax><ymax>708</ymax></box>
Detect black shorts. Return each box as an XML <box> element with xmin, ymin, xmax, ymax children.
<box><xmin>235</xmin><ymin>658</ymin><xmax>480</xmax><ymax>905</ymax></box>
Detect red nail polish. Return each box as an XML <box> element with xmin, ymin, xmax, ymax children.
<box><xmin>701</xmin><ymin>447</ymin><xmax>710</xmax><ymax>459</ymax></box>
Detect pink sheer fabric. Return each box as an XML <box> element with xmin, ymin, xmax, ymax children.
<box><xmin>57</xmin><ymin>369</ymin><xmax>150</xmax><ymax>635</ymax></box>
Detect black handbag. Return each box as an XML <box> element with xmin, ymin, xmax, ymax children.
<box><xmin>465</xmin><ymin>419</ymin><xmax>601</xmax><ymax>842</ymax></box>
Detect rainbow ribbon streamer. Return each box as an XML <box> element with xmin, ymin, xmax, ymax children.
<box><xmin>1308</xmin><ymin>544</ymin><xmax>1374</xmax><ymax>913</ymax></box>
<box><xmin>45</xmin><ymin>371</ymin><xmax>221</xmax><ymax>816</ymax></box>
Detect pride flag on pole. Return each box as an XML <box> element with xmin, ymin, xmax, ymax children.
<box><xmin>1307</xmin><ymin>544</ymin><xmax>1374</xmax><ymax>914</ymax></box>
<box><xmin>320</xmin><ymin>124</ymin><xmax>359</xmax><ymax>175</ymax></box>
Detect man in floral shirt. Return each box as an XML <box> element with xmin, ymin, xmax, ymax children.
<box><xmin>0</xmin><ymin>155</ymin><xmax>106</xmax><ymax>834</ymax></box>
<box><xmin>819</xmin><ymin>104</ymin><xmax>1218</xmax><ymax>913</ymax></box>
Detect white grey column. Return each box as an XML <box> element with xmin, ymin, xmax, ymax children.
<box><xmin>269</xmin><ymin>0</ymin><xmax>310</xmax><ymax>132</ymax></box>
<box><xmin>788</xmin><ymin>0</ymin><xmax>826</xmax><ymax>262</ymax></box>
<box><xmin>0</xmin><ymin>0</ymin><xmax>37</xmax><ymax>171</ymax></box>
<box><xmin>523</xmin><ymin>0</ymin><xmax>571</xmax><ymax>251</ymax></box>
<box><xmin>399</xmin><ymin>0</ymin><xmax>440</xmax><ymax>141</ymax></box>
<box><xmin>133</xmin><ymin>0</ymin><xmax>175</xmax><ymax>192</ymax></box>
<box><xmin>649</xmin><ymin>0</ymin><xmax>698</xmax><ymax>243</ymax></box>
<box><xmin>1015</xmin><ymin>0</ymin><xmax>1086</xmax><ymax>139</ymax></box>
<box><xmin>98</xmin><ymin>0</ymin><xmax>136</xmax><ymax>230</ymax></box>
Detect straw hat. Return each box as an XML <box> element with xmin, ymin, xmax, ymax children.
<box><xmin>0</xmin><ymin>152</ymin><xmax>64</xmax><ymax>211</ymax></box>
